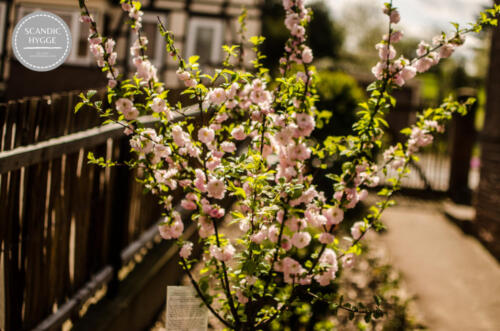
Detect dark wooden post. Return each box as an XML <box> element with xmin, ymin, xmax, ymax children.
<box><xmin>474</xmin><ymin>10</ymin><xmax>500</xmax><ymax>258</ymax></box>
<box><xmin>448</xmin><ymin>88</ymin><xmax>477</xmax><ymax>204</ymax></box>
<box><xmin>106</xmin><ymin>137</ymin><xmax>131</xmax><ymax>297</ymax></box>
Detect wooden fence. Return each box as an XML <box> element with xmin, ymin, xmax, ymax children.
<box><xmin>0</xmin><ymin>91</ymin><xmax>193</xmax><ymax>331</ymax></box>
<box><xmin>0</xmin><ymin>87</ymin><xmax>477</xmax><ymax>331</ymax></box>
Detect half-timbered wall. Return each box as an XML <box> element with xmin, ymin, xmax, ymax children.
<box><xmin>0</xmin><ymin>0</ymin><xmax>263</xmax><ymax>99</ymax></box>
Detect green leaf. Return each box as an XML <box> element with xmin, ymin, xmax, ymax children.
<box><xmin>188</xmin><ymin>55</ymin><xmax>199</xmax><ymax>64</ymax></box>
<box><xmin>86</xmin><ymin>89</ymin><xmax>97</xmax><ymax>99</ymax></box>
<box><xmin>74</xmin><ymin>102</ymin><xmax>84</xmax><ymax>113</ymax></box>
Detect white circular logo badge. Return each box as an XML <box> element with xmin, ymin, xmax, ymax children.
<box><xmin>12</xmin><ymin>11</ymin><xmax>72</xmax><ymax>72</ymax></box>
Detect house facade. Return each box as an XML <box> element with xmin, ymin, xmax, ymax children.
<box><xmin>0</xmin><ymin>0</ymin><xmax>263</xmax><ymax>100</ymax></box>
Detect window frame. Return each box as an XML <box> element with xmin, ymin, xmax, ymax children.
<box><xmin>185</xmin><ymin>17</ymin><xmax>224</xmax><ymax>66</ymax></box>
<box><xmin>0</xmin><ymin>2</ymin><xmax>7</xmax><ymax>55</ymax></box>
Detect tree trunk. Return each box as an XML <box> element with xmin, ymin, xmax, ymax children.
<box><xmin>474</xmin><ymin>2</ymin><xmax>500</xmax><ymax>258</ymax></box>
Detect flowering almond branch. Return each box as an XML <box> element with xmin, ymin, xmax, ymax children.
<box><xmin>76</xmin><ymin>0</ymin><xmax>500</xmax><ymax>329</ymax></box>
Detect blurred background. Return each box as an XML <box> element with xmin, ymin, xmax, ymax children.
<box><xmin>0</xmin><ymin>0</ymin><xmax>499</xmax><ymax>330</ymax></box>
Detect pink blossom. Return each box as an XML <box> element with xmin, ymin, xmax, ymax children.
<box><xmin>274</xmin><ymin>126</ymin><xmax>294</xmax><ymax>145</ymax></box>
<box><xmin>231</xmin><ymin>126</ymin><xmax>247</xmax><ymax>140</ymax></box>
<box><xmin>123</xmin><ymin>125</ymin><xmax>133</xmax><ymax>135</ymax></box>
<box><xmin>179</xmin><ymin>242</ymin><xmax>193</xmax><ymax>259</ymax></box>
<box><xmin>291</xmin><ymin>25</ymin><xmax>305</xmax><ymax>38</ymax></box>
<box><xmin>388</xmin><ymin>30</ymin><xmax>403</xmax><ymax>43</ymax></box>
<box><xmin>176</xmin><ymin>69</ymin><xmax>190</xmax><ymax>81</ymax></box>
<box><xmin>439</xmin><ymin>43</ymin><xmax>455</xmax><ymax>58</ymax></box>
<box><xmin>320</xmin><ymin>248</ymin><xmax>338</xmax><ymax>267</ymax></box>
<box><xmin>351</xmin><ymin>221</ymin><xmax>366</xmax><ymax>240</ymax></box>
<box><xmin>287</xmin><ymin>142</ymin><xmax>310</xmax><ymax>161</ymax></box>
<box><xmin>208</xmin><ymin>88</ymin><xmax>226</xmax><ymax>105</ymax></box>
<box><xmin>221</xmin><ymin>141</ymin><xmax>236</xmax><ymax>153</ymax></box>
<box><xmin>283</xmin><ymin>0</ymin><xmax>293</xmax><ymax>11</ymax></box>
<box><xmin>415</xmin><ymin>57</ymin><xmax>434</xmax><ymax>73</ymax></box>
<box><xmin>172</xmin><ymin>125</ymin><xmax>189</xmax><ymax>147</ymax></box>
<box><xmin>268</xmin><ymin>225</ymin><xmax>279</xmax><ymax>243</ymax></box>
<box><xmin>305</xmin><ymin>210</ymin><xmax>326</xmax><ymax>228</ymax></box>
<box><xmin>134</xmin><ymin>59</ymin><xmax>157</xmax><ymax>82</ymax></box>
<box><xmin>376</xmin><ymin>43</ymin><xmax>396</xmax><ymax>60</ymax></box>
<box><xmin>291</xmin><ymin>232</ymin><xmax>311</xmax><ymax>249</ymax></box>
<box><xmin>151</xmin><ymin>97</ymin><xmax>167</xmax><ymax>113</ymax></box>
<box><xmin>371</xmin><ymin>62</ymin><xmax>386</xmax><ymax>80</ymax></box>
<box><xmin>302</xmin><ymin>47</ymin><xmax>313</xmax><ymax>63</ymax></box>
<box><xmin>108</xmin><ymin>52</ymin><xmax>117</xmax><ymax>66</ymax></box>
<box><xmin>210</xmin><ymin>244</ymin><xmax>235</xmax><ymax>262</ymax></box>
<box><xmin>295</xmin><ymin>113</ymin><xmax>315</xmax><ymax>136</ymax></box>
<box><xmin>181</xmin><ymin>199</ymin><xmax>197</xmax><ymax>210</ymax></box>
<box><xmin>281</xmin><ymin>257</ymin><xmax>303</xmax><ymax>275</ymax></box>
<box><xmin>102</xmin><ymin>39</ymin><xmax>115</xmax><ymax>55</ymax></box>
<box><xmin>390</xmin><ymin>10</ymin><xmax>400</xmax><ymax>24</ymax></box>
<box><xmin>226</xmin><ymin>100</ymin><xmax>237</xmax><ymax>109</ymax></box>
<box><xmin>284</xmin><ymin>13</ymin><xmax>300</xmax><ymax>30</ymax></box>
<box><xmin>198</xmin><ymin>127</ymin><xmax>215</xmax><ymax>145</ymax></box>
<box><xmin>116</xmin><ymin>98</ymin><xmax>133</xmax><ymax>113</ymax></box>
<box><xmin>250</xmin><ymin>89</ymin><xmax>272</xmax><ymax>105</ymax></box>
<box><xmin>158</xmin><ymin>213</ymin><xmax>184</xmax><ymax>240</ymax></box>
<box><xmin>124</xmin><ymin>107</ymin><xmax>139</xmax><ymax>120</ymax></box>
<box><xmin>185</xmin><ymin>79</ymin><xmax>197</xmax><ymax>87</ymax></box>
<box><xmin>314</xmin><ymin>269</ymin><xmax>336</xmax><ymax>286</ymax></box>
<box><xmin>179</xmin><ymin>179</ymin><xmax>192</xmax><ymax>188</ymax></box>
<box><xmin>209</xmin><ymin>205</ymin><xmax>225</xmax><ymax>219</ymax></box>
<box><xmin>280</xmin><ymin>235</ymin><xmax>292</xmax><ymax>250</ymax></box>
<box><xmin>251</xmin><ymin>230</ymin><xmax>267</xmax><ymax>244</ymax></box>
<box><xmin>401</xmin><ymin>65</ymin><xmax>417</xmax><ymax>81</ymax></box>
<box><xmin>198</xmin><ymin>216</ymin><xmax>214</xmax><ymax>238</ymax></box>
<box><xmin>207</xmin><ymin>178</ymin><xmax>226</xmax><ymax>199</ymax></box>
<box><xmin>215</xmin><ymin>113</ymin><xmax>229</xmax><ymax>123</ymax></box>
<box><xmin>319</xmin><ymin>232</ymin><xmax>334</xmax><ymax>244</ymax></box>
<box><xmin>226</xmin><ymin>83</ymin><xmax>239</xmax><ymax>99</ymax></box>
<box><xmin>116</xmin><ymin>98</ymin><xmax>139</xmax><ymax>120</ymax></box>
<box><xmin>158</xmin><ymin>224</ymin><xmax>171</xmax><ymax>240</ymax></box>
<box><xmin>80</xmin><ymin>15</ymin><xmax>93</xmax><ymax>23</ymax></box>
<box><xmin>206</xmin><ymin>158</ymin><xmax>221</xmax><ymax>171</ymax></box>
<box><xmin>194</xmin><ymin>169</ymin><xmax>207</xmax><ymax>192</ymax></box>
<box><xmin>323</xmin><ymin>207</ymin><xmax>344</xmax><ymax>226</ymax></box>
<box><xmin>393</xmin><ymin>74</ymin><xmax>405</xmax><ymax>87</ymax></box>
<box><xmin>314</xmin><ymin>248</ymin><xmax>338</xmax><ymax>285</ymax></box>
<box><xmin>341</xmin><ymin>253</ymin><xmax>355</xmax><ymax>268</ymax></box>
<box><xmin>416</xmin><ymin>41</ymin><xmax>430</xmax><ymax>57</ymax></box>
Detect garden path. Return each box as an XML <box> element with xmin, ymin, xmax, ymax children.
<box><xmin>378</xmin><ymin>199</ymin><xmax>500</xmax><ymax>331</ymax></box>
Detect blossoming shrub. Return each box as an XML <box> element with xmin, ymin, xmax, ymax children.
<box><xmin>77</xmin><ymin>0</ymin><xmax>500</xmax><ymax>329</ymax></box>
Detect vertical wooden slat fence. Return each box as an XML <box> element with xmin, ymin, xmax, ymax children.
<box><xmin>0</xmin><ymin>91</ymin><xmax>193</xmax><ymax>331</ymax></box>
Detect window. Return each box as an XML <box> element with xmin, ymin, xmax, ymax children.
<box><xmin>0</xmin><ymin>2</ymin><xmax>6</xmax><ymax>55</ymax></box>
<box><xmin>17</xmin><ymin>6</ymin><xmax>99</xmax><ymax>66</ymax></box>
<box><xmin>129</xmin><ymin>13</ymin><xmax>166</xmax><ymax>69</ymax></box>
<box><xmin>185</xmin><ymin>17</ymin><xmax>224</xmax><ymax>66</ymax></box>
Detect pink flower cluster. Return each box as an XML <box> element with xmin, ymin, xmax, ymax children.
<box><xmin>383</xmin><ymin>119</ymin><xmax>445</xmax><ymax>170</ymax></box>
<box><xmin>281</xmin><ymin>0</ymin><xmax>313</xmax><ymax>71</ymax></box>
<box><xmin>158</xmin><ymin>211</ymin><xmax>184</xmax><ymax>239</ymax></box>
<box><xmin>372</xmin><ymin>5</ymin><xmax>464</xmax><ymax>87</ymax></box>
<box><xmin>209</xmin><ymin>244</ymin><xmax>235</xmax><ymax>262</ymax></box>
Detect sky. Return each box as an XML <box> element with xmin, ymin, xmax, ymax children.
<box><xmin>321</xmin><ymin>0</ymin><xmax>493</xmax><ymax>69</ymax></box>
<box><xmin>324</xmin><ymin>0</ymin><xmax>492</xmax><ymax>37</ymax></box>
